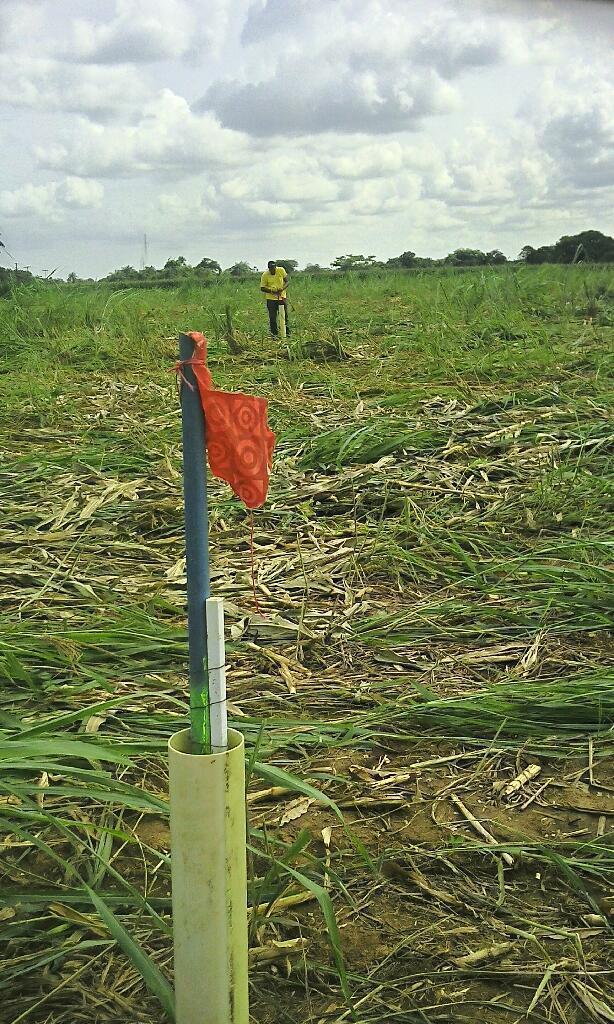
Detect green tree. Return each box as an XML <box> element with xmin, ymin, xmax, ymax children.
<box><xmin>331</xmin><ymin>254</ymin><xmax>377</xmax><ymax>271</ymax></box>
<box><xmin>195</xmin><ymin>257</ymin><xmax>221</xmax><ymax>274</ymax></box>
<box><xmin>107</xmin><ymin>265</ymin><xmax>140</xmax><ymax>280</ymax></box>
<box><xmin>486</xmin><ymin>250</ymin><xmax>507</xmax><ymax>265</ymax></box>
<box><xmin>444</xmin><ymin>248</ymin><xmax>488</xmax><ymax>266</ymax></box>
<box><xmin>519</xmin><ymin>245</ymin><xmax>554</xmax><ymax>264</ymax></box>
<box><xmin>519</xmin><ymin>231</ymin><xmax>614</xmax><ymax>265</ymax></box>
<box><xmin>67</xmin><ymin>272</ymin><xmax>80</xmax><ymax>283</ymax></box>
<box><xmin>387</xmin><ymin>250</ymin><xmax>417</xmax><ymax>269</ymax></box>
<box><xmin>275</xmin><ymin>259</ymin><xmax>299</xmax><ymax>274</ymax></box>
<box><xmin>552</xmin><ymin>230</ymin><xmax>614</xmax><ymax>263</ymax></box>
<box><xmin>163</xmin><ymin>256</ymin><xmax>191</xmax><ymax>277</ymax></box>
<box><xmin>226</xmin><ymin>261</ymin><xmax>257</xmax><ymax>276</ymax></box>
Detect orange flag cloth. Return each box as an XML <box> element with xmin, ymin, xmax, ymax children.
<box><xmin>186</xmin><ymin>332</ymin><xmax>275</xmax><ymax>509</ymax></box>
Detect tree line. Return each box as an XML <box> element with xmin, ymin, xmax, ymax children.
<box><xmin>2</xmin><ymin>229</ymin><xmax>613</xmax><ymax>290</ymax></box>
<box><xmin>93</xmin><ymin>230</ymin><xmax>614</xmax><ymax>283</ymax></box>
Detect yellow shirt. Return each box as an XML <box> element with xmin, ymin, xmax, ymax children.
<box><xmin>260</xmin><ymin>267</ymin><xmax>287</xmax><ymax>301</ymax></box>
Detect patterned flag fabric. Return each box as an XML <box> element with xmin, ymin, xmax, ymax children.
<box><xmin>187</xmin><ymin>332</ymin><xmax>275</xmax><ymax>509</ymax></box>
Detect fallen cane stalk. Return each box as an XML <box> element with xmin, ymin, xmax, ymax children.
<box><xmin>450</xmin><ymin>794</ymin><xmax>515</xmax><ymax>867</ymax></box>
<box><xmin>249</xmin><ymin>938</ymin><xmax>308</xmax><ymax>964</ymax></box>
<box><xmin>493</xmin><ymin>763</ymin><xmax>541</xmax><ymax>798</ymax></box>
<box><xmin>244</xmin><ymin>641</ymin><xmax>311</xmax><ymax>676</ymax></box>
<box><xmin>453</xmin><ymin>941</ymin><xmax>514</xmax><ymax>968</ymax></box>
<box><xmin>250</xmin><ymin>890</ymin><xmax>316</xmax><ymax>920</ymax></box>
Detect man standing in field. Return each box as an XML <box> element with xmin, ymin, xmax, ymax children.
<box><xmin>260</xmin><ymin>260</ymin><xmax>290</xmax><ymax>337</ymax></box>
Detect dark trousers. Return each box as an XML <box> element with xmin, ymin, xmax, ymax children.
<box><xmin>267</xmin><ymin>299</ymin><xmax>290</xmax><ymax>336</ymax></box>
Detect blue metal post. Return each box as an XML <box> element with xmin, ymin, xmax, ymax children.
<box><xmin>179</xmin><ymin>333</ymin><xmax>211</xmax><ymax>753</ymax></box>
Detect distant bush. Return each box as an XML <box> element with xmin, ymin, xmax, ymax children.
<box><xmin>0</xmin><ymin>267</ymin><xmax>34</xmax><ymax>298</ymax></box>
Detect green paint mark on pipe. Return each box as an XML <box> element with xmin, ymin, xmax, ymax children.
<box><xmin>190</xmin><ymin>657</ymin><xmax>211</xmax><ymax>754</ymax></box>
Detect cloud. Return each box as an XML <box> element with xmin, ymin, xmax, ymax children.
<box><xmin>412</xmin><ymin>13</ymin><xmax>521</xmax><ymax>79</ymax></box>
<box><xmin>0</xmin><ymin>0</ymin><xmax>46</xmax><ymax>53</ymax></box>
<box><xmin>158</xmin><ymin>188</ymin><xmax>218</xmax><ymax>224</ymax></box>
<box><xmin>542</xmin><ymin>110</ymin><xmax>614</xmax><ymax>190</ymax></box>
<box><xmin>536</xmin><ymin>72</ymin><xmax>614</xmax><ymax>191</ymax></box>
<box><xmin>58</xmin><ymin>177</ymin><xmax>105</xmax><ymax>208</ymax></box>
<box><xmin>201</xmin><ymin>65</ymin><xmax>457</xmax><ymax>136</ymax></box>
<box><xmin>0</xmin><ymin>56</ymin><xmax>150</xmax><ymax>118</ymax></box>
<box><xmin>221</xmin><ymin>153</ymin><xmax>340</xmax><ymax>204</ymax></box>
<box><xmin>0</xmin><ymin>183</ymin><xmax>59</xmax><ymax>220</ymax></box>
<box><xmin>0</xmin><ymin>177</ymin><xmax>104</xmax><ymax>220</ymax></box>
<box><xmin>318</xmin><ymin>137</ymin><xmax>447</xmax><ymax>182</ymax></box>
<box><xmin>60</xmin><ymin>0</ymin><xmax>248</xmax><ymax>65</ymax></box>
<box><xmin>344</xmin><ymin>174</ymin><xmax>421</xmax><ymax>217</ymax></box>
<box><xmin>240</xmin><ymin>199</ymin><xmax>297</xmax><ymax>221</ymax></box>
<box><xmin>66</xmin><ymin>0</ymin><xmax>196</xmax><ymax>63</ymax></box>
<box><xmin>241</xmin><ymin>0</ymin><xmax>310</xmax><ymax>42</ymax></box>
<box><xmin>420</xmin><ymin>120</ymin><xmax>557</xmax><ymax>211</ymax></box>
<box><xmin>34</xmin><ymin>90</ymin><xmax>249</xmax><ymax>178</ymax></box>
<box><xmin>321</xmin><ymin>143</ymin><xmax>406</xmax><ymax>180</ymax></box>
<box><xmin>205</xmin><ymin>0</ymin><xmax>532</xmax><ymax>137</ymax></box>
<box><xmin>214</xmin><ymin>141</ymin><xmax>428</xmax><ymax>227</ymax></box>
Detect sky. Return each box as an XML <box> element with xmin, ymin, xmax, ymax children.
<box><xmin>0</xmin><ymin>0</ymin><xmax>613</xmax><ymax>278</ymax></box>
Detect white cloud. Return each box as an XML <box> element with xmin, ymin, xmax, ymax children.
<box><xmin>241</xmin><ymin>0</ymin><xmax>309</xmax><ymax>43</ymax></box>
<box><xmin>0</xmin><ymin>177</ymin><xmax>104</xmax><ymax>220</ymax></box>
<box><xmin>158</xmin><ymin>188</ymin><xmax>218</xmax><ymax>224</ymax></box>
<box><xmin>0</xmin><ymin>183</ymin><xmax>59</xmax><ymax>220</ymax></box>
<box><xmin>0</xmin><ymin>0</ymin><xmax>46</xmax><ymax>53</ymax></box>
<box><xmin>58</xmin><ymin>177</ymin><xmax>104</xmax><ymax>208</ymax></box>
<box><xmin>321</xmin><ymin>141</ymin><xmax>407</xmax><ymax>180</ymax></box>
<box><xmin>345</xmin><ymin>174</ymin><xmax>421</xmax><ymax>217</ymax></box>
<box><xmin>535</xmin><ymin>70</ymin><xmax>614</xmax><ymax>191</ymax></box>
<box><xmin>205</xmin><ymin>0</ymin><xmax>539</xmax><ymax>137</ymax></box>
<box><xmin>59</xmin><ymin>0</ymin><xmax>250</xmax><ymax>65</ymax></box>
<box><xmin>411</xmin><ymin>12</ymin><xmax>521</xmax><ymax>79</ymax></box>
<box><xmin>34</xmin><ymin>90</ymin><xmax>249</xmax><ymax>177</ymax></box>
<box><xmin>0</xmin><ymin>55</ymin><xmax>150</xmax><ymax>118</ymax></box>
<box><xmin>241</xmin><ymin>200</ymin><xmax>298</xmax><ymax>221</ymax></box>
<box><xmin>66</xmin><ymin>0</ymin><xmax>196</xmax><ymax>63</ymax></box>
<box><xmin>202</xmin><ymin>64</ymin><xmax>458</xmax><ymax>136</ymax></box>
<box><xmin>221</xmin><ymin>154</ymin><xmax>340</xmax><ymax>204</ymax></box>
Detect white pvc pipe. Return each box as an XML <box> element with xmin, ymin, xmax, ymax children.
<box><xmin>206</xmin><ymin>597</ymin><xmax>227</xmax><ymax>752</ymax></box>
<box><xmin>169</xmin><ymin>727</ymin><xmax>249</xmax><ymax>1024</ymax></box>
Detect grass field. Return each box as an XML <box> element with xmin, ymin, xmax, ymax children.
<box><xmin>0</xmin><ymin>265</ymin><xmax>613</xmax><ymax>1024</ymax></box>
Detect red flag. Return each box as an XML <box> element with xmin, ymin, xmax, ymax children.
<box><xmin>186</xmin><ymin>332</ymin><xmax>275</xmax><ymax>509</ymax></box>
